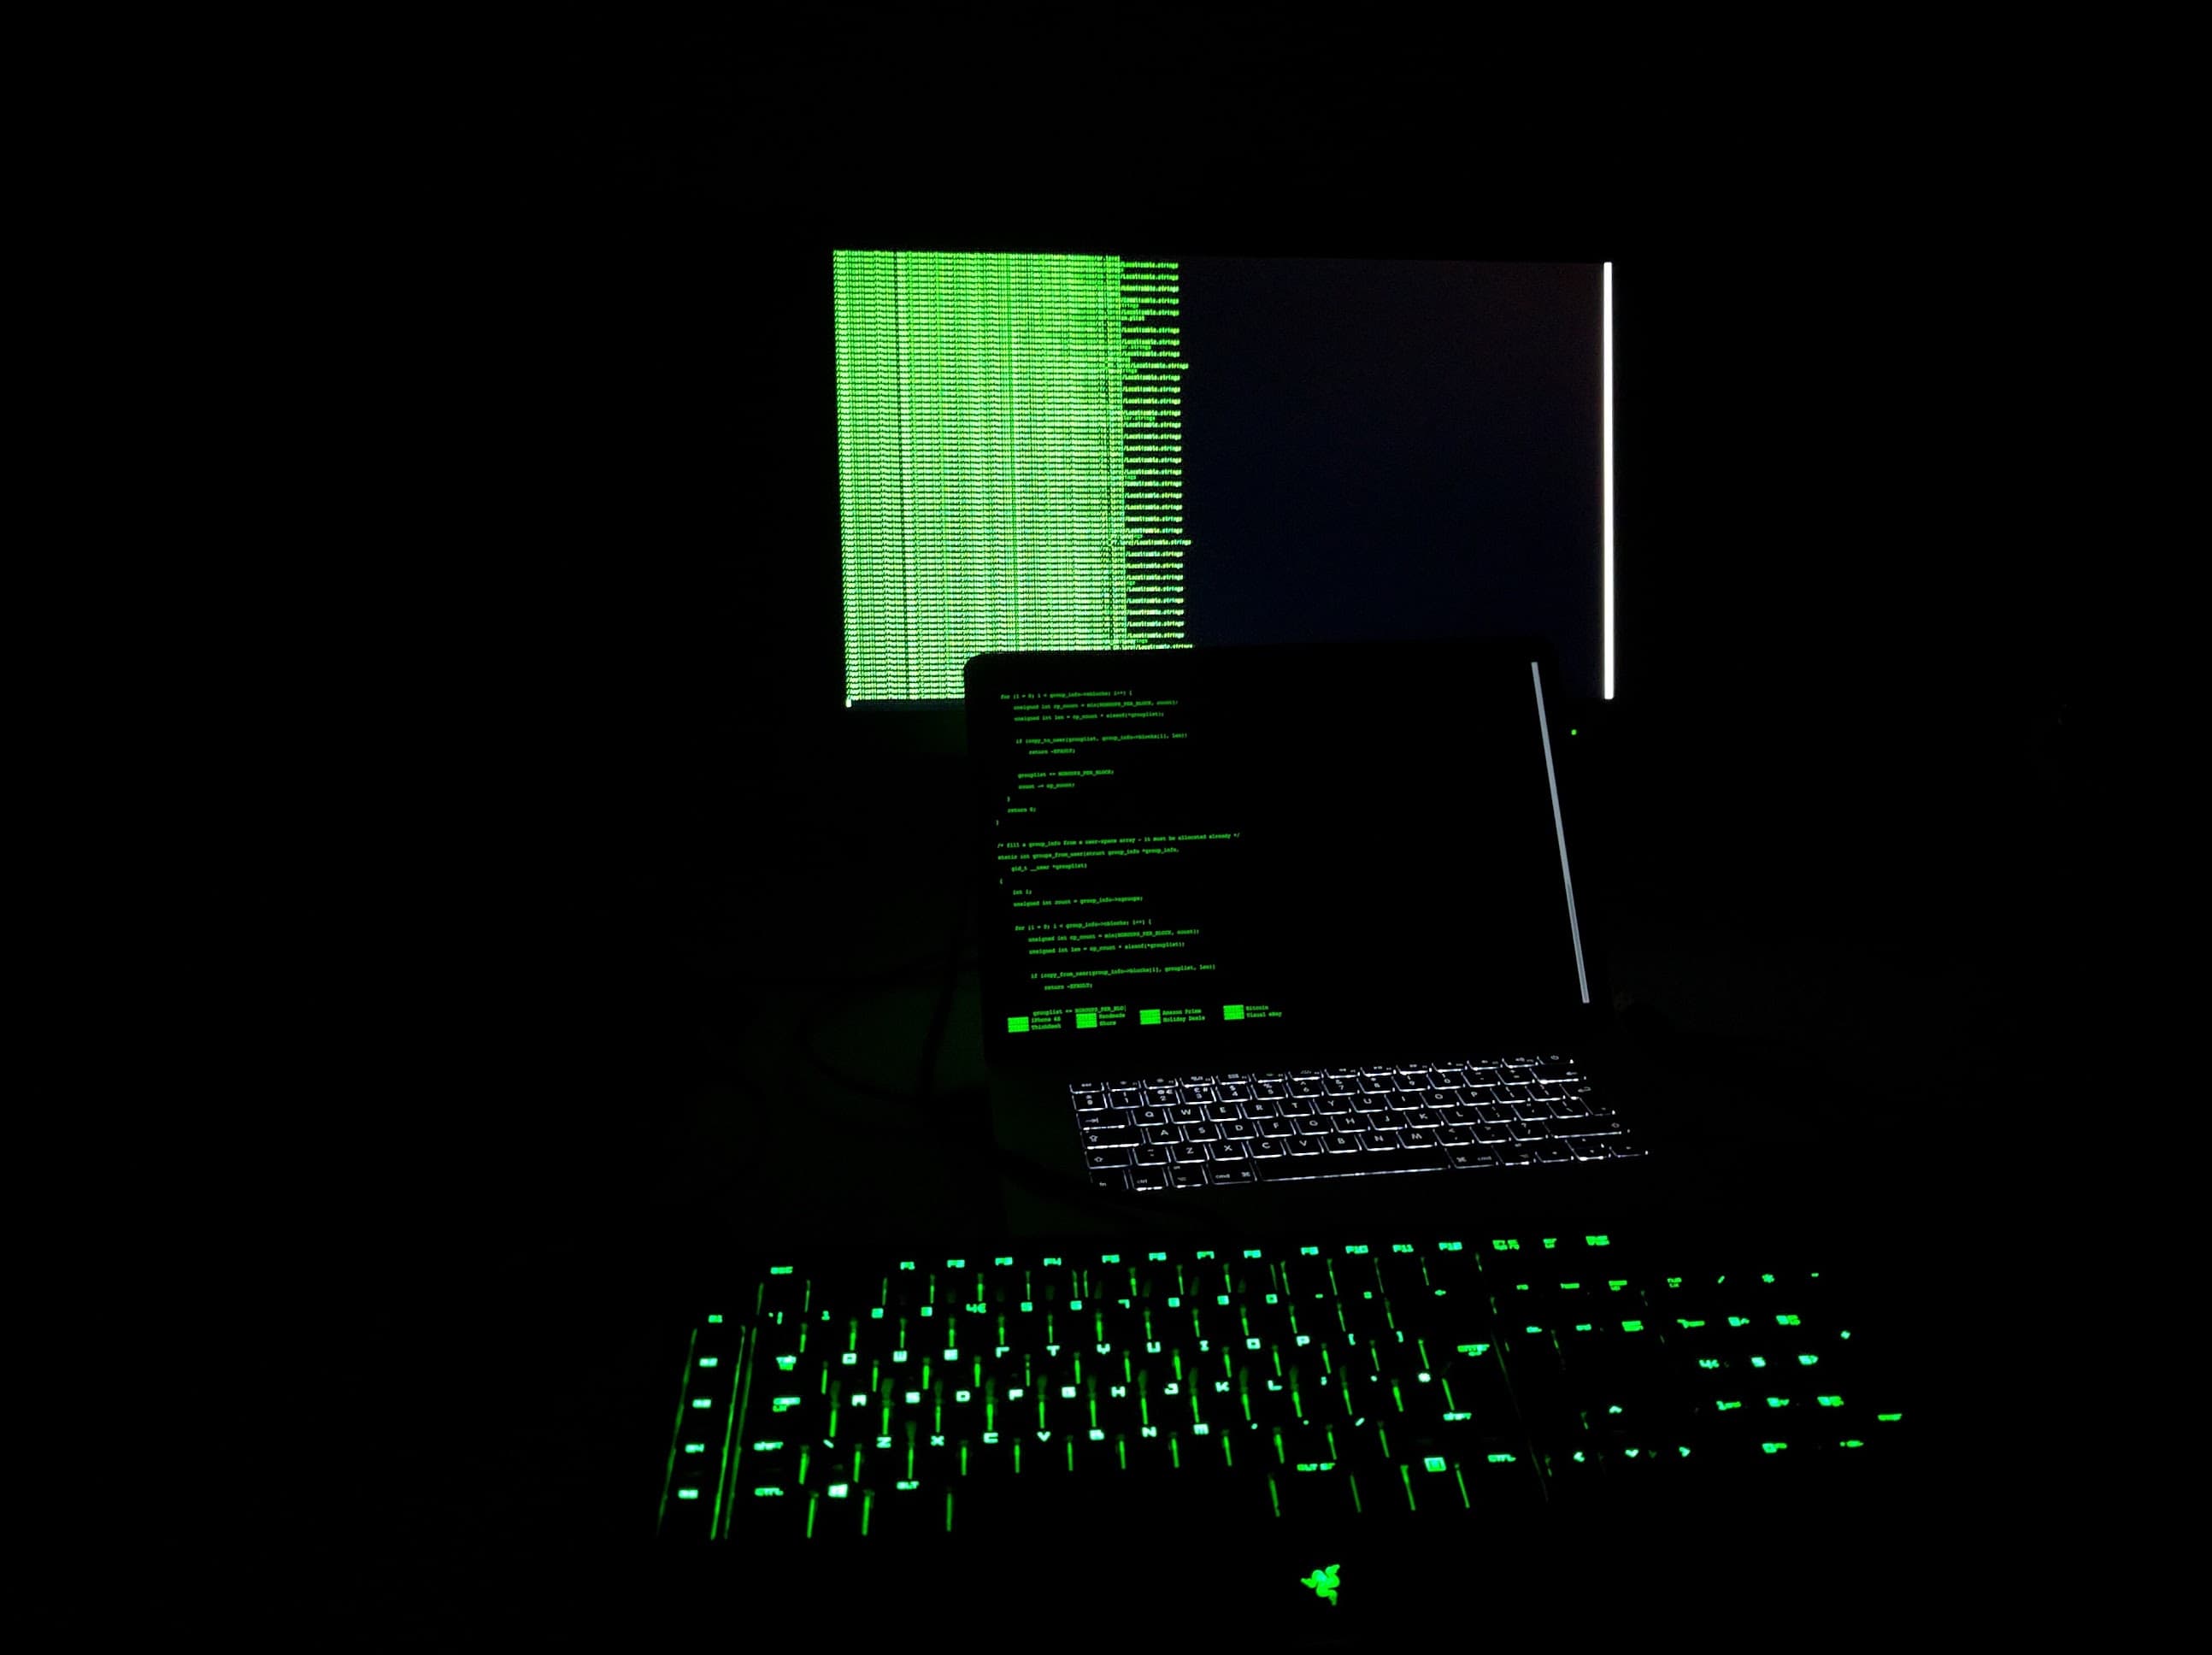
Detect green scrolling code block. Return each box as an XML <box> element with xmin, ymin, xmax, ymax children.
<box><xmin>832</xmin><ymin>250</ymin><xmax>1189</xmax><ymax>704</ymax></box>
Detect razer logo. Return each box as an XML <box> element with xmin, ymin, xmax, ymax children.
<box><xmin>1299</xmin><ymin>1564</ymin><xmax>1341</xmax><ymax>1606</ymax></box>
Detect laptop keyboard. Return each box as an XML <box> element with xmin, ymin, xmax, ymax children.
<box><xmin>1068</xmin><ymin>1057</ymin><xmax>1640</xmax><ymax>1189</ymax></box>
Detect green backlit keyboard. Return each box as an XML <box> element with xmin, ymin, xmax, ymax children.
<box><xmin>656</xmin><ymin>1229</ymin><xmax>1933</xmax><ymax>1636</ymax></box>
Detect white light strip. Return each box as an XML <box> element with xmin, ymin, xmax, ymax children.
<box><xmin>1532</xmin><ymin>659</ymin><xmax>1590</xmax><ymax>1003</ymax></box>
<box><xmin>1603</xmin><ymin>261</ymin><xmax>1615</xmax><ymax>701</ymax></box>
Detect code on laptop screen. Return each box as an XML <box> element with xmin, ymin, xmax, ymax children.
<box><xmin>968</xmin><ymin>640</ymin><xmax>1590</xmax><ymax>1066</ymax></box>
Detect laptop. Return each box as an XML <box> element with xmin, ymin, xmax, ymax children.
<box><xmin>646</xmin><ymin>638</ymin><xmax>1949</xmax><ymax>1640</ymax></box>
<box><xmin>963</xmin><ymin>633</ymin><xmax>1653</xmax><ymax>1240</ymax></box>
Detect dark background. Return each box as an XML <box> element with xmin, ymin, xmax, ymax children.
<box><xmin>322</xmin><ymin>19</ymin><xmax>2105</xmax><ymax>1641</ymax></box>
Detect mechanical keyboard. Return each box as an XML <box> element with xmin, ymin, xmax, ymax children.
<box><xmin>656</xmin><ymin>1228</ymin><xmax>1935</xmax><ymax>1639</ymax></box>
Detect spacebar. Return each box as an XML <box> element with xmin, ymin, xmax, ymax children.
<box><xmin>1256</xmin><ymin>1146</ymin><xmax>1450</xmax><ymax>1181</ymax></box>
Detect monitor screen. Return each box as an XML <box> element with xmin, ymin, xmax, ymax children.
<box><xmin>836</xmin><ymin>253</ymin><xmax>1612</xmax><ymax>707</ymax></box>
<box><xmin>967</xmin><ymin>638</ymin><xmax>1592</xmax><ymax>1071</ymax></box>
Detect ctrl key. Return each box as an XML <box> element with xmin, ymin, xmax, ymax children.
<box><xmin>1127</xmin><ymin>1165</ymin><xmax>1169</xmax><ymax>1191</ymax></box>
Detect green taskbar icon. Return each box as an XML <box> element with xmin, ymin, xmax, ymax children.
<box><xmin>1299</xmin><ymin>1563</ymin><xmax>1341</xmax><ymax>1606</ymax></box>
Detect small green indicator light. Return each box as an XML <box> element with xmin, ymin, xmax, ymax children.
<box><xmin>707</xmin><ymin>1315</ymin><xmax>722</xmax><ymax>1324</ymax></box>
<box><xmin>1569</xmin><ymin>727</ymin><xmax>1578</xmax><ymax>736</ymax></box>
<box><xmin>1223</xmin><ymin>1004</ymin><xmax>1244</xmax><ymax>1021</ymax></box>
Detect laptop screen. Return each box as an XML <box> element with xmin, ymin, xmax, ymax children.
<box><xmin>968</xmin><ymin>639</ymin><xmax>1592</xmax><ymax>1072</ymax></box>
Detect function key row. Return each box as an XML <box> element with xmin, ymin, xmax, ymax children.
<box><xmin>1068</xmin><ymin>1059</ymin><xmax>1572</xmax><ymax>1097</ymax></box>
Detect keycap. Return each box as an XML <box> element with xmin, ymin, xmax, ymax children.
<box><xmin>1446</xmin><ymin>1146</ymin><xmax>1497</xmax><ymax>1169</ymax></box>
<box><xmin>1127</xmin><ymin>1167</ymin><xmax>1168</xmax><ymax>1190</ymax></box>
<box><xmin>1082</xmin><ymin>1125</ymin><xmax>1139</xmax><ymax>1147</ymax></box>
<box><xmin>1086</xmin><ymin>1148</ymin><xmax>1131</xmax><ymax>1169</ymax></box>
<box><xmin>1210</xmin><ymin>1163</ymin><xmax>1257</xmax><ymax>1186</ymax></box>
<box><xmin>1133</xmin><ymin>1145</ymin><xmax>1169</xmax><ymax>1165</ymax></box>
<box><xmin>1169</xmin><ymin>1165</ymin><xmax>1207</xmax><ymax>1187</ymax></box>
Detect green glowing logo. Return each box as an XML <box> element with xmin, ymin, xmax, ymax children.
<box><xmin>1299</xmin><ymin>1563</ymin><xmax>1341</xmax><ymax>1606</ymax></box>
